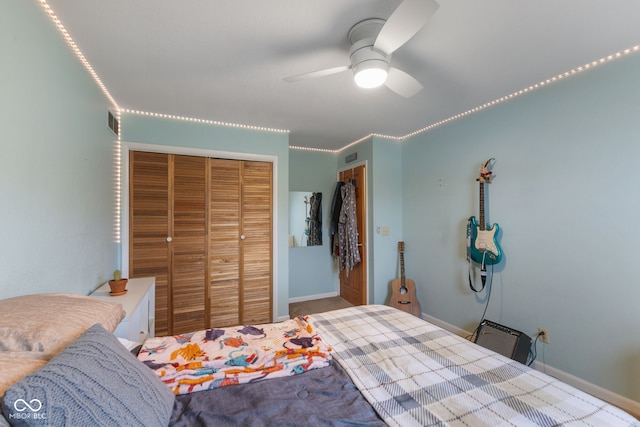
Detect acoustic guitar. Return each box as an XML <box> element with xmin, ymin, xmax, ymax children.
<box><xmin>468</xmin><ymin>159</ymin><xmax>502</xmax><ymax>265</ymax></box>
<box><xmin>390</xmin><ymin>242</ymin><xmax>422</xmax><ymax>317</ymax></box>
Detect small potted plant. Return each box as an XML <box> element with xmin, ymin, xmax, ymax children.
<box><xmin>108</xmin><ymin>269</ymin><xmax>128</xmax><ymax>296</ymax></box>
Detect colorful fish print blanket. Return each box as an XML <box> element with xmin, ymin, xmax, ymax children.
<box><xmin>137</xmin><ymin>316</ymin><xmax>332</xmax><ymax>395</ymax></box>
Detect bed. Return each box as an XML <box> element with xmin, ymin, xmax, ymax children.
<box><xmin>1</xmin><ymin>294</ymin><xmax>638</xmax><ymax>427</ymax></box>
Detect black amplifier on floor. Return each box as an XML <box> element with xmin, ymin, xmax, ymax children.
<box><xmin>474</xmin><ymin>320</ymin><xmax>531</xmax><ymax>364</ymax></box>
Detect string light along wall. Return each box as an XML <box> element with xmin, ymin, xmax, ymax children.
<box><xmin>293</xmin><ymin>44</ymin><xmax>640</xmax><ymax>153</ymax></box>
<box><xmin>109</xmin><ymin>111</ymin><xmax>122</xmax><ymax>245</ymax></box>
<box><xmin>40</xmin><ymin>1</ymin><xmax>639</xmax><ymax>169</ymax></box>
<box><xmin>401</xmin><ymin>45</ymin><xmax>640</xmax><ymax>141</ymax></box>
<box><xmin>38</xmin><ymin>0</ymin><xmax>117</xmax><ymax>108</ymax></box>
<box><xmin>38</xmin><ymin>0</ymin><xmax>289</xmax><ymax>244</ymax></box>
<box><xmin>120</xmin><ymin>110</ymin><xmax>289</xmax><ymax>134</ymax></box>
<box><xmin>37</xmin><ymin>0</ymin><xmax>123</xmax><ymax>241</ymax></box>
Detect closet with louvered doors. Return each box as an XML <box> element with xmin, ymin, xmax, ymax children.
<box><xmin>129</xmin><ymin>151</ymin><xmax>273</xmax><ymax>336</ymax></box>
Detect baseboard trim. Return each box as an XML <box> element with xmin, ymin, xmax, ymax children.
<box><xmin>275</xmin><ymin>314</ymin><xmax>291</xmax><ymax>322</ymax></box>
<box><xmin>530</xmin><ymin>360</ymin><xmax>640</xmax><ymax>418</ymax></box>
<box><xmin>421</xmin><ymin>312</ymin><xmax>640</xmax><ymax>419</ymax></box>
<box><xmin>422</xmin><ymin>312</ymin><xmax>470</xmax><ymax>337</ymax></box>
<box><xmin>288</xmin><ymin>292</ymin><xmax>338</xmax><ymax>304</ymax></box>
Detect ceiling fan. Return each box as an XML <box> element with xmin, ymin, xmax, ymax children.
<box><xmin>284</xmin><ymin>0</ymin><xmax>439</xmax><ymax>98</ymax></box>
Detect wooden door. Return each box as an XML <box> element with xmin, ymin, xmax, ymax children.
<box><xmin>209</xmin><ymin>158</ymin><xmax>242</xmax><ymax>327</ymax></box>
<box><xmin>171</xmin><ymin>155</ymin><xmax>208</xmax><ymax>334</ymax></box>
<box><xmin>129</xmin><ymin>151</ymin><xmax>171</xmax><ymax>336</ymax></box>
<box><xmin>338</xmin><ymin>165</ymin><xmax>367</xmax><ymax>306</ymax></box>
<box><xmin>241</xmin><ymin>161</ymin><xmax>273</xmax><ymax>324</ymax></box>
<box><xmin>209</xmin><ymin>159</ymin><xmax>272</xmax><ymax>327</ymax></box>
<box><xmin>131</xmin><ymin>153</ymin><xmax>273</xmax><ymax>334</ymax></box>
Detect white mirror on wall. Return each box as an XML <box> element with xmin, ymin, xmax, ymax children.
<box><xmin>289</xmin><ymin>192</ymin><xmax>322</xmax><ymax>247</ymax></box>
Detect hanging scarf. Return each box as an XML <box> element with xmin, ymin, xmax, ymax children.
<box><xmin>329</xmin><ymin>182</ymin><xmax>344</xmax><ymax>255</ymax></box>
<box><xmin>338</xmin><ymin>182</ymin><xmax>360</xmax><ymax>275</ymax></box>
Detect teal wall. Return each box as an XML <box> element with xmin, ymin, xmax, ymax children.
<box><xmin>120</xmin><ymin>113</ymin><xmax>290</xmax><ymax>320</ymax></box>
<box><xmin>0</xmin><ymin>0</ymin><xmax>117</xmax><ymax>297</ymax></box>
<box><xmin>288</xmin><ymin>149</ymin><xmax>338</xmax><ymax>299</ymax></box>
<box><xmin>402</xmin><ymin>51</ymin><xmax>640</xmax><ymax>401</ymax></box>
<box><xmin>370</xmin><ymin>137</ymin><xmax>403</xmax><ymax>304</ymax></box>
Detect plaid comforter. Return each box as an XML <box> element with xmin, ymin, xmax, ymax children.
<box><xmin>309</xmin><ymin>305</ymin><xmax>640</xmax><ymax>427</ymax></box>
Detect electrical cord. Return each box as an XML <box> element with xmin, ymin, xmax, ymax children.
<box><xmin>477</xmin><ymin>262</ymin><xmax>493</xmax><ymax>324</ymax></box>
<box><xmin>527</xmin><ymin>330</ymin><xmax>545</xmax><ymax>366</ymax></box>
<box><xmin>466</xmin><ymin>263</ymin><xmax>494</xmax><ymax>341</ymax></box>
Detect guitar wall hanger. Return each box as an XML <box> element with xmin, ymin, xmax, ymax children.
<box><xmin>477</xmin><ymin>158</ymin><xmax>494</xmax><ymax>184</ymax></box>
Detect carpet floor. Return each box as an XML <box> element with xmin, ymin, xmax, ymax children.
<box><xmin>289</xmin><ymin>296</ymin><xmax>354</xmax><ymax>318</ymax></box>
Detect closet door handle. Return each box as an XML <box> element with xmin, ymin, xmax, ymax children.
<box><xmin>166</xmin><ymin>237</ymin><xmax>173</xmax><ymax>242</ymax></box>
<box><xmin>240</xmin><ymin>234</ymin><xmax>246</xmax><ymax>240</ymax></box>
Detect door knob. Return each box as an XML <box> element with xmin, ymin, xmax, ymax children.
<box><xmin>240</xmin><ymin>234</ymin><xmax>246</xmax><ymax>240</ymax></box>
<box><xmin>166</xmin><ymin>237</ymin><xmax>173</xmax><ymax>242</ymax></box>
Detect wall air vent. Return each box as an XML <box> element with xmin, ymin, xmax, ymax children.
<box><xmin>108</xmin><ymin>111</ymin><xmax>119</xmax><ymax>136</ymax></box>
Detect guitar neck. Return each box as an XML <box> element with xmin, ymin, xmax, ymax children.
<box><xmin>479</xmin><ymin>181</ymin><xmax>486</xmax><ymax>231</ymax></box>
<box><xmin>400</xmin><ymin>251</ymin><xmax>406</xmax><ymax>287</ymax></box>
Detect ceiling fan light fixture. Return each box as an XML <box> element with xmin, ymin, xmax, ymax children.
<box><xmin>353</xmin><ymin>60</ymin><xmax>389</xmax><ymax>88</ymax></box>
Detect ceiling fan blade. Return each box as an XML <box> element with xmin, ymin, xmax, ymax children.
<box><xmin>283</xmin><ymin>65</ymin><xmax>350</xmax><ymax>83</ymax></box>
<box><xmin>385</xmin><ymin>67</ymin><xmax>423</xmax><ymax>98</ymax></box>
<box><xmin>374</xmin><ymin>0</ymin><xmax>439</xmax><ymax>55</ymax></box>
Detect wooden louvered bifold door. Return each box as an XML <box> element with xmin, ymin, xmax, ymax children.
<box><xmin>240</xmin><ymin>161</ymin><xmax>273</xmax><ymax>324</ymax></box>
<box><xmin>130</xmin><ymin>152</ymin><xmax>208</xmax><ymax>336</ymax></box>
<box><xmin>209</xmin><ymin>158</ymin><xmax>242</xmax><ymax>327</ymax></box>
<box><xmin>209</xmin><ymin>159</ymin><xmax>272</xmax><ymax>327</ymax></box>
<box><xmin>171</xmin><ymin>155</ymin><xmax>208</xmax><ymax>334</ymax></box>
<box><xmin>129</xmin><ymin>151</ymin><xmax>170</xmax><ymax>336</ymax></box>
<box><xmin>131</xmin><ymin>152</ymin><xmax>272</xmax><ymax>335</ymax></box>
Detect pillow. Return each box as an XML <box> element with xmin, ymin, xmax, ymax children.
<box><xmin>0</xmin><ymin>293</ymin><xmax>125</xmax><ymax>355</ymax></box>
<box><xmin>0</xmin><ymin>356</ymin><xmax>47</xmax><ymax>401</ymax></box>
<box><xmin>1</xmin><ymin>323</ymin><xmax>175</xmax><ymax>427</ymax></box>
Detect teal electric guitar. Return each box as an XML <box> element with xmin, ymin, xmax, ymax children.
<box><xmin>469</xmin><ymin>159</ymin><xmax>502</xmax><ymax>265</ymax></box>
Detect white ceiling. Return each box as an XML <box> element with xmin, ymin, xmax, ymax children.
<box><xmin>45</xmin><ymin>0</ymin><xmax>640</xmax><ymax>151</ymax></box>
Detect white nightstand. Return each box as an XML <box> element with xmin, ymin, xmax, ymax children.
<box><xmin>91</xmin><ymin>277</ymin><xmax>155</xmax><ymax>343</ymax></box>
